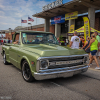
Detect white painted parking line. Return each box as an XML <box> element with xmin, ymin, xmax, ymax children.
<box><xmin>51</xmin><ymin>82</ymin><xmax>61</xmax><ymax>87</ymax></box>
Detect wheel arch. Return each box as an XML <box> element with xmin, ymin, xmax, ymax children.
<box><xmin>20</xmin><ymin>56</ymin><xmax>31</xmax><ymax>70</ymax></box>
<box><xmin>2</xmin><ymin>50</ymin><xmax>5</xmax><ymax>55</ymax></box>
<box><xmin>20</xmin><ymin>58</ymin><xmax>26</xmax><ymax>69</ymax></box>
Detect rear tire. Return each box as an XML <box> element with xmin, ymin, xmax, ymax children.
<box><xmin>3</xmin><ymin>52</ymin><xmax>8</xmax><ymax>65</ymax></box>
<box><xmin>22</xmin><ymin>60</ymin><xmax>34</xmax><ymax>82</ymax></box>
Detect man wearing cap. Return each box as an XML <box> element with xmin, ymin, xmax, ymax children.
<box><xmin>70</xmin><ymin>31</ymin><xmax>80</xmax><ymax>49</ymax></box>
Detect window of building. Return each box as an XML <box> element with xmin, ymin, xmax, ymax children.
<box><xmin>61</xmin><ymin>21</ymin><xmax>69</xmax><ymax>34</ymax></box>
<box><xmin>75</xmin><ymin>17</ymin><xmax>84</xmax><ymax>30</ymax></box>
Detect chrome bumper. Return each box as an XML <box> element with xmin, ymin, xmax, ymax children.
<box><xmin>34</xmin><ymin>65</ymin><xmax>88</xmax><ymax>80</ymax></box>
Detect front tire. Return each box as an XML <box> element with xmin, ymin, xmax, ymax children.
<box><xmin>22</xmin><ymin>60</ymin><xmax>34</xmax><ymax>82</ymax></box>
<box><xmin>3</xmin><ymin>52</ymin><xmax>8</xmax><ymax>65</ymax></box>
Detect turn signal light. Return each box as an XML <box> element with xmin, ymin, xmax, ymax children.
<box><xmin>31</xmin><ymin>61</ymin><xmax>35</xmax><ymax>66</ymax></box>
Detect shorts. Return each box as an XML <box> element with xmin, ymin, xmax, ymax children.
<box><xmin>90</xmin><ymin>50</ymin><xmax>97</xmax><ymax>56</ymax></box>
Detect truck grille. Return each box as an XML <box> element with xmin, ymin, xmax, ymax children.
<box><xmin>48</xmin><ymin>56</ymin><xmax>84</xmax><ymax>69</ymax></box>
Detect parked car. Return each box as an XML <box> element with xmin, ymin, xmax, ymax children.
<box><xmin>1</xmin><ymin>30</ymin><xmax>89</xmax><ymax>82</ymax></box>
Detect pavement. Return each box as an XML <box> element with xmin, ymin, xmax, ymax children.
<box><xmin>88</xmin><ymin>58</ymin><xmax>100</xmax><ymax>71</ymax></box>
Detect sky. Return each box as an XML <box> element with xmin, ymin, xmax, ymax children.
<box><xmin>0</xmin><ymin>0</ymin><xmax>72</xmax><ymax>30</ymax></box>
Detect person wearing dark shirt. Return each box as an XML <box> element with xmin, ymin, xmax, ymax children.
<box><xmin>8</xmin><ymin>38</ymin><xmax>10</xmax><ymax>43</ymax></box>
<box><xmin>82</xmin><ymin>36</ymin><xmax>90</xmax><ymax>59</ymax></box>
<box><xmin>78</xmin><ymin>35</ymin><xmax>85</xmax><ymax>48</ymax></box>
<box><xmin>35</xmin><ymin>37</ymin><xmax>39</xmax><ymax>43</ymax></box>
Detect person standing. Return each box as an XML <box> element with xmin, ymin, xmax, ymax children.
<box><xmin>81</xmin><ymin>36</ymin><xmax>85</xmax><ymax>46</ymax></box>
<box><xmin>10</xmin><ymin>40</ymin><xmax>12</xmax><ymax>43</ymax></box>
<box><xmin>82</xmin><ymin>36</ymin><xmax>90</xmax><ymax>59</ymax></box>
<box><xmin>94</xmin><ymin>31</ymin><xmax>100</xmax><ymax>59</ymax></box>
<box><xmin>1</xmin><ymin>38</ymin><xmax>3</xmax><ymax>45</ymax></box>
<box><xmin>8</xmin><ymin>38</ymin><xmax>10</xmax><ymax>43</ymax></box>
<box><xmin>70</xmin><ymin>31</ymin><xmax>80</xmax><ymax>49</ymax></box>
<box><xmin>78</xmin><ymin>35</ymin><xmax>83</xmax><ymax>48</ymax></box>
<box><xmin>57</xmin><ymin>37</ymin><xmax>60</xmax><ymax>43</ymax></box>
<box><xmin>85</xmin><ymin>34</ymin><xmax>100</xmax><ymax>69</ymax></box>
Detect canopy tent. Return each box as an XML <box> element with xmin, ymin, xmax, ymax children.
<box><xmin>68</xmin><ymin>26</ymin><xmax>100</xmax><ymax>36</ymax></box>
<box><xmin>0</xmin><ymin>34</ymin><xmax>5</xmax><ymax>37</ymax></box>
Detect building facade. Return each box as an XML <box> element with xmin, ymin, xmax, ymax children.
<box><xmin>5</xmin><ymin>0</ymin><xmax>100</xmax><ymax>40</ymax></box>
<box><xmin>33</xmin><ymin>0</ymin><xmax>100</xmax><ymax>38</ymax></box>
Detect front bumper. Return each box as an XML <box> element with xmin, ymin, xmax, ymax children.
<box><xmin>34</xmin><ymin>65</ymin><xmax>88</xmax><ymax>80</ymax></box>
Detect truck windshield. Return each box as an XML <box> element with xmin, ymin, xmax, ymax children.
<box><xmin>22</xmin><ymin>32</ymin><xmax>59</xmax><ymax>45</ymax></box>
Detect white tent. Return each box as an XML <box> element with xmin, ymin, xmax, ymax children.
<box><xmin>0</xmin><ymin>34</ymin><xmax>5</xmax><ymax>37</ymax></box>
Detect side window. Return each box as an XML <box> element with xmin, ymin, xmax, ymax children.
<box><xmin>13</xmin><ymin>33</ymin><xmax>20</xmax><ymax>44</ymax></box>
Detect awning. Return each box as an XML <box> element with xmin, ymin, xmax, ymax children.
<box><xmin>32</xmin><ymin>0</ymin><xmax>100</xmax><ymax>19</ymax></box>
<box><xmin>68</xmin><ymin>26</ymin><xmax>100</xmax><ymax>36</ymax></box>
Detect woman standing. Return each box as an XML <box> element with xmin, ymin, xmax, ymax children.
<box><xmin>85</xmin><ymin>34</ymin><xmax>100</xmax><ymax>69</ymax></box>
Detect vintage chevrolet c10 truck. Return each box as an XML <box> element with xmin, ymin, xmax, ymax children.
<box><xmin>1</xmin><ymin>30</ymin><xmax>89</xmax><ymax>82</ymax></box>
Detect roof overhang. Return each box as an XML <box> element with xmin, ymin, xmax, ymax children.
<box><xmin>32</xmin><ymin>0</ymin><xmax>100</xmax><ymax>19</ymax></box>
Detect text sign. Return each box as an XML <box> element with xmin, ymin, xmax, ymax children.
<box><xmin>83</xmin><ymin>17</ymin><xmax>90</xmax><ymax>42</ymax></box>
<box><xmin>42</xmin><ymin>0</ymin><xmax>63</xmax><ymax>11</ymax></box>
<box><xmin>65</xmin><ymin>11</ymin><xmax>78</xmax><ymax>20</ymax></box>
<box><xmin>51</xmin><ymin>15</ymin><xmax>65</xmax><ymax>24</ymax></box>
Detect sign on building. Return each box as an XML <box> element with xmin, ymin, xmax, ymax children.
<box><xmin>51</xmin><ymin>15</ymin><xmax>65</xmax><ymax>25</ymax></box>
<box><xmin>42</xmin><ymin>0</ymin><xmax>63</xmax><ymax>11</ymax></box>
<box><xmin>65</xmin><ymin>11</ymin><xmax>78</xmax><ymax>20</ymax></box>
<box><xmin>69</xmin><ymin>24</ymin><xmax>75</xmax><ymax>32</ymax></box>
<box><xmin>83</xmin><ymin>17</ymin><xmax>90</xmax><ymax>42</ymax></box>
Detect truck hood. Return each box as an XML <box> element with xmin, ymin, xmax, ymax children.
<box><xmin>22</xmin><ymin>44</ymin><xmax>86</xmax><ymax>57</ymax></box>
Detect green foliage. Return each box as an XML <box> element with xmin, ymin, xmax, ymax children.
<box><xmin>59</xmin><ymin>35</ymin><xmax>63</xmax><ymax>41</ymax></box>
<box><xmin>60</xmin><ymin>41</ymin><xmax>65</xmax><ymax>43</ymax></box>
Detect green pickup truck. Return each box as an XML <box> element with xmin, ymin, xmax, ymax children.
<box><xmin>1</xmin><ymin>30</ymin><xmax>88</xmax><ymax>82</ymax></box>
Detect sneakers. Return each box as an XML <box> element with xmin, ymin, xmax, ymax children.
<box><xmin>88</xmin><ymin>65</ymin><xmax>90</xmax><ymax>67</ymax></box>
<box><xmin>95</xmin><ymin>67</ymin><xmax>100</xmax><ymax>70</ymax></box>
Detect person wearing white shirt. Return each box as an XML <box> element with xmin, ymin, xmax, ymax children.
<box><xmin>70</xmin><ymin>31</ymin><xmax>80</xmax><ymax>49</ymax></box>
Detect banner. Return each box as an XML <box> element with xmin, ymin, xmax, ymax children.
<box><xmin>83</xmin><ymin>17</ymin><xmax>90</xmax><ymax>42</ymax></box>
<box><xmin>65</xmin><ymin>11</ymin><xmax>78</xmax><ymax>20</ymax></box>
<box><xmin>9</xmin><ymin>32</ymin><xmax>11</xmax><ymax>35</ymax></box>
<box><xmin>21</xmin><ymin>19</ymin><xmax>27</xmax><ymax>23</ymax></box>
<box><xmin>69</xmin><ymin>24</ymin><xmax>75</xmax><ymax>32</ymax></box>
<box><xmin>51</xmin><ymin>15</ymin><xmax>65</xmax><ymax>25</ymax></box>
<box><xmin>28</xmin><ymin>17</ymin><xmax>34</xmax><ymax>22</ymax></box>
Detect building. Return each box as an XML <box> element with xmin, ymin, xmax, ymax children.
<box><xmin>0</xmin><ymin>30</ymin><xmax>6</xmax><ymax>39</ymax></box>
<box><xmin>32</xmin><ymin>0</ymin><xmax>100</xmax><ymax>38</ymax></box>
<box><xmin>5</xmin><ymin>0</ymin><xmax>100</xmax><ymax>40</ymax></box>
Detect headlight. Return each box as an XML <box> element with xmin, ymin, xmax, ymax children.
<box><xmin>40</xmin><ymin>60</ymin><xmax>48</xmax><ymax>69</ymax></box>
